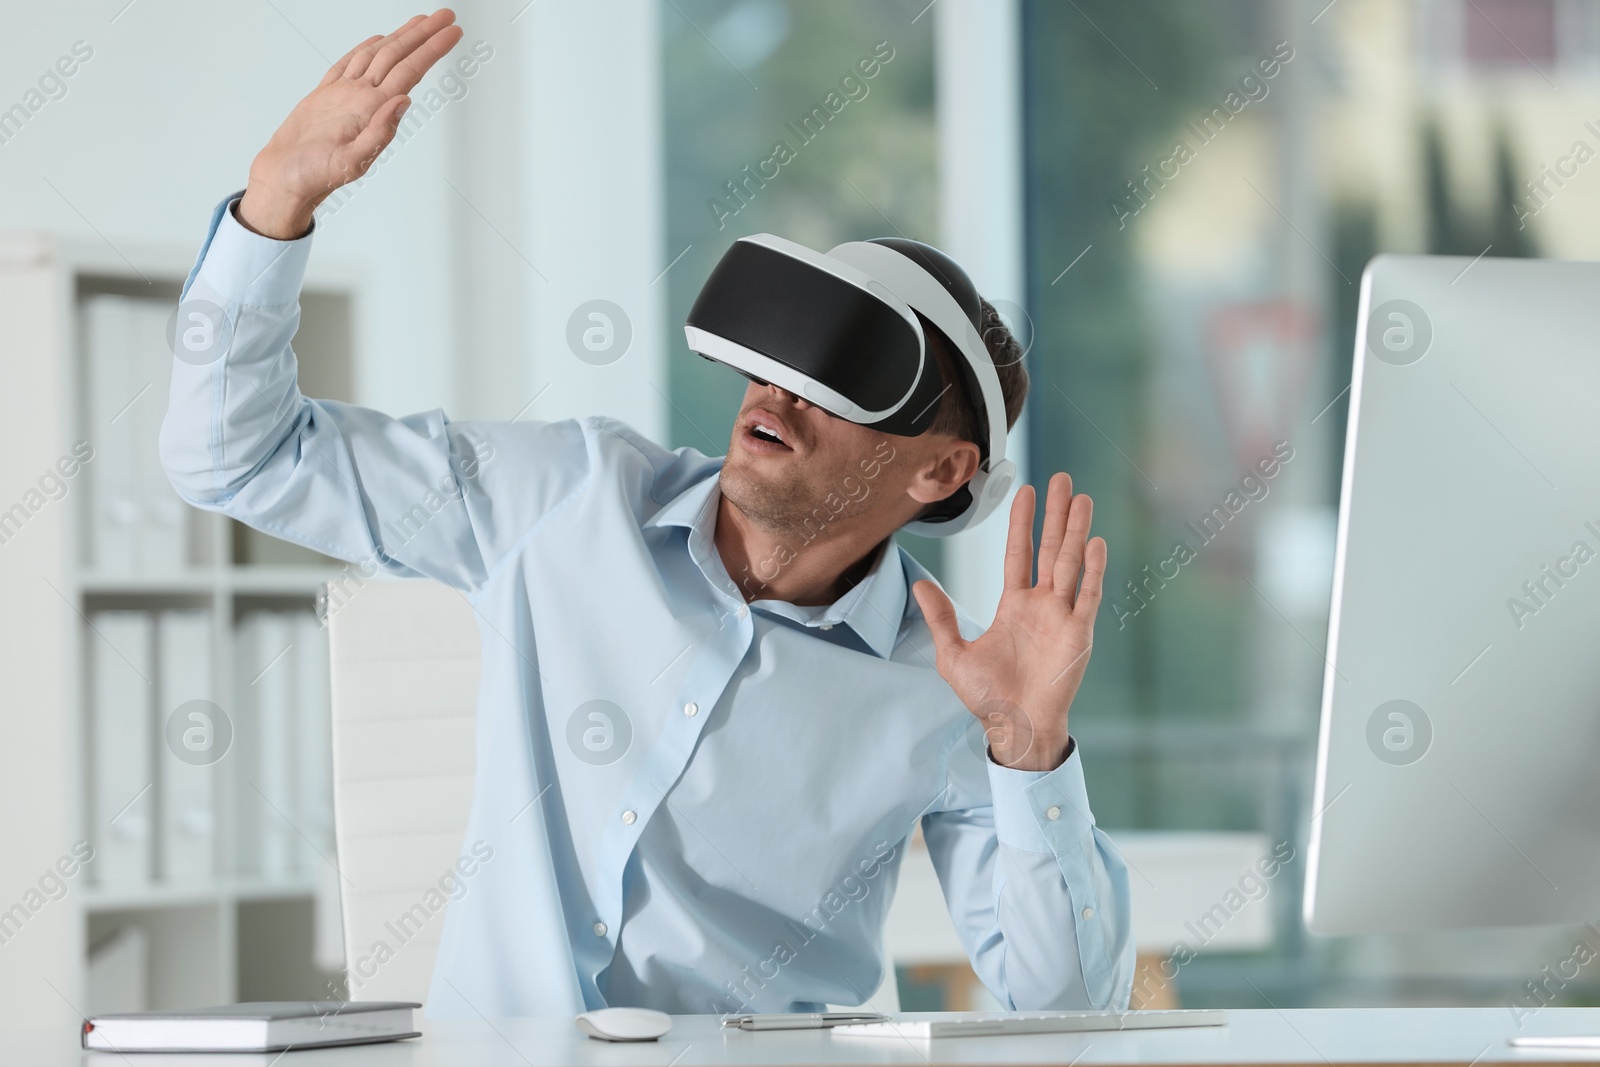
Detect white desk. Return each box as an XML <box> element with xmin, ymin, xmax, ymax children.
<box><xmin>11</xmin><ymin>1009</ymin><xmax>1600</xmax><ymax>1065</ymax></box>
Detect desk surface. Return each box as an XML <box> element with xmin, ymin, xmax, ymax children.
<box><xmin>12</xmin><ymin>1009</ymin><xmax>1600</xmax><ymax>1065</ymax></box>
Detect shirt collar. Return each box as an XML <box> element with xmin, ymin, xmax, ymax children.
<box><xmin>643</xmin><ymin>467</ymin><xmax>722</xmax><ymax>533</ymax></box>
<box><xmin>645</xmin><ymin>470</ymin><xmax>908</xmax><ymax>659</ymax></box>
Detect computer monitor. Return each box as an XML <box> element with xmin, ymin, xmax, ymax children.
<box><xmin>1305</xmin><ymin>254</ymin><xmax>1600</xmax><ymax>935</ymax></box>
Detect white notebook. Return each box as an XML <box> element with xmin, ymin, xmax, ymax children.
<box><xmin>82</xmin><ymin>1000</ymin><xmax>421</xmax><ymax>1052</ymax></box>
<box><xmin>834</xmin><ymin>1009</ymin><xmax>1227</xmax><ymax>1039</ymax></box>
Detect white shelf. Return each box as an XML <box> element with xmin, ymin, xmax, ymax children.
<box><xmin>83</xmin><ymin>878</ymin><xmax>319</xmax><ymax>912</ymax></box>
<box><xmin>78</xmin><ymin>570</ymin><xmax>219</xmax><ymax>595</ymax></box>
<box><xmin>79</xmin><ymin>567</ymin><xmax>343</xmax><ymax>596</ymax></box>
<box><xmin>0</xmin><ymin>231</ymin><xmax>357</xmax><ymax>1022</ymax></box>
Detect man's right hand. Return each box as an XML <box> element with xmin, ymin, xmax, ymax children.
<box><xmin>236</xmin><ymin>9</ymin><xmax>464</xmax><ymax>240</ymax></box>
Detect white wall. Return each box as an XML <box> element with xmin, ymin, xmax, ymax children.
<box><xmin>0</xmin><ymin>2</ymin><xmax>452</xmax><ymax>416</ymax></box>
<box><xmin>441</xmin><ymin>0</ymin><xmax>667</xmax><ymax>433</ymax></box>
<box><xmin>0</xmin><ymin>1</ymin><xmax>666</xmax><ymax>430</ymax></box>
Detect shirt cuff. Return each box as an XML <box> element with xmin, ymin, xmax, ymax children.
<box><xmin>986</xmin><ymin>736</ymin><xmax>1096</xmax><ymax>855</ymax></box>
<box><xmin>181</xmin><ymin>189</ymin><xmax>314</xmax><ymax>308</ymax></box>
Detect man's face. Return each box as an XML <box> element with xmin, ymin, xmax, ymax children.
<box><xmin>720</xmin><ymin>381</ymin><xmax>907</xmax><ymax>540</ymax></box>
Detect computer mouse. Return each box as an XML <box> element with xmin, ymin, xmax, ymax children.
<box><xmin>574</xmin><ymin>1006</ymin><xmax>673</xmax><ymax>1042</ymax></box>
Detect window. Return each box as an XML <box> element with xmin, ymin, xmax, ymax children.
<box><xmin>660</xmin><ymin>0</ymin><xmax>944</xmax><ymax>572</ymax></box>
<box><xmin>1022</xmin><ymin>0</ymin><xmax>1596</xmax><ymax>1007</ymax></box>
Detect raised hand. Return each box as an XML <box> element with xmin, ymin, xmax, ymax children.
<box><xmin>911</xmin><ymin>473</ymin><xmax>1106</xmax><ymax>771</ymax></box>
<box><xmin>236</xmin><ymin>9</ymin><xmax>464</xmax><ymax>239</ymax></box>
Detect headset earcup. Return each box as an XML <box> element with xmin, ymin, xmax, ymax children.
<box><xmin>982</xmin><ymin>460</ymin><xmax>1016</xmax><ymax>514</ymax></box>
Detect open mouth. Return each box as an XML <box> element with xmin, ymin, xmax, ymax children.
<box><xmin>743</xmin><ymin>414</ymin><xmax>794</xmax><ymax>453</ymax></box>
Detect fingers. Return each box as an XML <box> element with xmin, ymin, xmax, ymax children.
<box><xmin>321</xmin><ymin>35</ymin><xmax>385</xmax><ymax>88</ymax></box>
<box><xmin>1073</xmin><ymin>535</ymin><xmax>1107</xmax><ymax>623</ymax></box>
<box><xmin>379</xmin><ymin>21</ymin><xmax>466</xmax><ymax>96</ymax></box>
<box><xmin>1052</xmin><ymin>492</ymin><xmax>1093</xmax><ymax>601</ymax></box>
<box><xmin>343</xmin><ymin>15</ymin><xmax>429</xmax><ymax>82</ymax></box>
<box><xmin>1034</xmin><ymin>472</ymin><xmax>1073</xmax><ymax>592</ymax></box>
<box><xmin>1003</xmin><ymin>484</ymin><xmax>1036</xmax><ymax>591</ymax></box>
<box><xmin>365</xmin><ymin>9</ymin><xmax>459</xmax><ymax>89</ymax></box>
<box><xmin>912</xmin><ymin>579</ymin><xmax>967</xmax><ymax>660</ymax></box>
<box><xmin>335</xmin><ymin>95</ymin><xmax>411</xmax><ymax>182</ymax></box>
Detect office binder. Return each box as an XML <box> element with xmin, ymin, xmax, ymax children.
<box><xmin>82</xmin><ymin>297</ymin><xmax>139</xmax><ymax>572</ymax></box>
<box><xmin>156</xmin><ymin>610</ymin><xmax>215</xmax><ymax>883</ymax></box>
<box><xmin>294</xmin><ymin>611</ymin><xmax>334</xmax><ymax>870</ymax></box>
<box><xmin>239</xmin><ymin>612</ymin><xmax>297</xmax><ymax>880</ymax></box>
<box><xmin>131</xmin><ymin>300</ymin><xmax>187</xmax><ymax>571</ymax></box>
<box><xmin>81</xmin><ymin>295</ymin><xmax>191</xmax><ymax>572</ymax></box>
<box><xmin>86</xmin><ymin>925</ymin><xmax>149</xmax><ymax>1016</ymax></box>
<box><xmin>89</xmin><ymin>611</ymin><xmax>154</xmax><ymax>885</ymax></box>
<box><xmin>291</xmin><ymin>610</ymin><xmax>343</xmax><ymax>966</ymax></box>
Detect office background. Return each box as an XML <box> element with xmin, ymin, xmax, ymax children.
<box><xmin>3</xmin><ymin>0</ymin><xmax>1600</xmax><ymax>1027</ymax></box>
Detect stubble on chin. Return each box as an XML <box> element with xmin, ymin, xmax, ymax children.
<box><xmin>719</xmin><ymin>455</ymin><xmax>812</xmax><ymax>539</ymax></box>
<box><xmin>720</xmin><ymin>452</ymin><xmax>878</xmax><ymax>544</ymax></box>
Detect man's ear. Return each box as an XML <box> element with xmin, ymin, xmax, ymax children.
<box><xmin>906</xmin><ymin>438</ymin><xmax>982</xmax><ymax>506</ymax></box>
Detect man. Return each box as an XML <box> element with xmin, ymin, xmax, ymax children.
<box><xmin>160</xmin><ymin>8</ymin><xmax>1134</xmax><ymax>1016</ymax></box>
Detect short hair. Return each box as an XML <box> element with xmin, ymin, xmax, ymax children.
<box><xmin>912</xmin><ymin>297</ymin><xmax>1029</xmax><ymax>520</ymax></box>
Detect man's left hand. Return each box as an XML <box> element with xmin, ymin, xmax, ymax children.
<box><xmin>912</xmin><ymin>473</ymin><xmax>1105</xmax><ymax>772</ymax></box>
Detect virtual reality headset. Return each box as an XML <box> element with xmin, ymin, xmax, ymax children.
<box><xmin>684</xmin><ymin>233</ymin><xmax>1017</xmax><ymax>537</ymax></box>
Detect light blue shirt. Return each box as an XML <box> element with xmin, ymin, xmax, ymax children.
<box><xmin>161</xmin><ymin>191</ymin><xmax>1135</xmax><ymax>1018</ymax></box>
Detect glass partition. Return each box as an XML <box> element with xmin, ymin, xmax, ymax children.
<box><xmin>1022</xmin><ymin>0</ymin><xmax>1599</xmax><ymax>1008</ymax></box>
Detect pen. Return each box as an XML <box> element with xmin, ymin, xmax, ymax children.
<box><xmin>723</xmin><ymin>1012</ymin><xmax>888</xmax><ymax>1031</ymax></box>
<box><xmin>1509</xmin><ymin>1036</ymin><xmax>1600</xmax><ymax>1049</ymax></box>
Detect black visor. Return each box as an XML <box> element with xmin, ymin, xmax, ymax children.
<box><xmin>684</xmin><ymin>237</ymin><xmax>947</xmax><ymax>437</ymax></box>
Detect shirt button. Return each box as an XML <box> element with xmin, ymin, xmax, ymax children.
<box><xmin>684</xmin><ymin>701</ymin><xmax>699</xmax><ymax>717</ymax></box>
<box><xmin>736</xmin><ymin>604</ymin><xmax>749</xmax><ymax>618</ymax></box>
<box><xmin>1046</xmin><ymin>805</ymin><xmax>1062</xmax><ymax>821</ymax></box>
<box><xmin>1081</xmin><ymin>907</ymin><xmax>1095</xmax><ymax>921</ymax></box>
<box><xmin>593</xmin><ymin>921</ymin><xmax>607</xmax><ymax>937</ymax></box>
<box><xmin>621</xmin><ymin>810</ymin><xmax>637</xmax><ymax>825</ymax></box>
<box><xmin>820</xmin><ymin>623</ymin><xmax>833</xmax><ymax>631</ymax></box>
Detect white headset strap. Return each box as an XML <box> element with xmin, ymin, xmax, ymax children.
<box><xmin>824</xmin><ymin>241</ymin><xmax>1008</xmax><ymax>474</ymax></box>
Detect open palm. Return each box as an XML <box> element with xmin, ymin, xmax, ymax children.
<box><xmin>240</xmin><ymin>10</ymin><xmax>463</xmax><ymax>237</ymax></box>
<box><xmin>912</xmin><ymin>473</ymin><xmax>1105</xmax><ymax>771</ymax></box>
